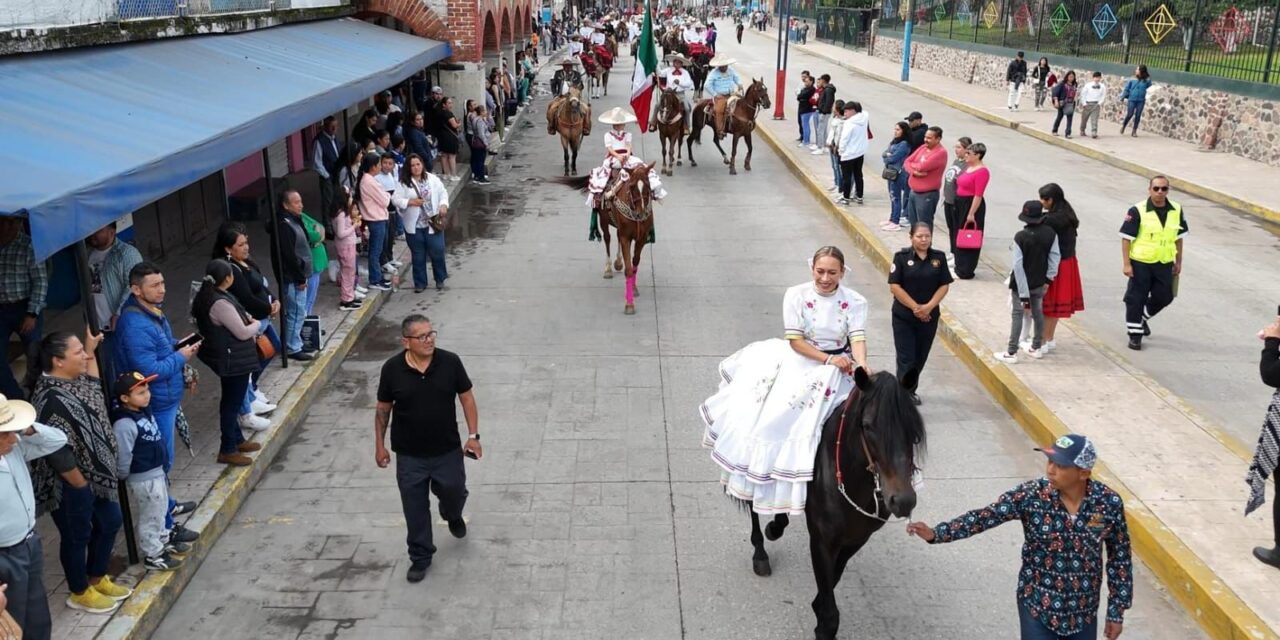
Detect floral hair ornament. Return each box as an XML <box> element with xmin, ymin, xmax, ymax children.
<box><xmin>806</xmin><ymin>257</ymin><xmax>855</xmax><ymax>276</ymax></box>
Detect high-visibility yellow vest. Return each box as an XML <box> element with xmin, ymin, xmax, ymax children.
<box><xmin>1129</xmin><ymin>199</ymin><xmax>1181</xmax><ymax>264</ymax></box>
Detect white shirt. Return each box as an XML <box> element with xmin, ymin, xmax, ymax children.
<box><xmin>0</xmin><ymin>422</ymin><xmax>68</xmax><ymax>547</ymax></box>
<box><xmin>375</xmin><ymin>172</ymin><xmax>399</xmax><ymax>193</ymax></box>
<box><xmin>604</xmin><ymin>130</ymin><xmax>632</xmax><ymax>154</ymax></box>
<box><xmin>1079</xmin><ymin>81</ymin><xmax>1107</xmax><ymax>104</ymax></box>
<box><xmin>684</xmin><ymin>28</ymin><xmax>705</xmax><ymax>43</ymax></box>
<box><xmin>591</xmin><ymin>31</ymin><xmax>607</xmax><ymax>45</ymax></box>
<box><xmin>569</xmin><ymin>40</ymin><xmax>584</xmax><ymax>55</ymax></box>
<box><xmin>579</xmin><ymin>26</ymin><xmax>595</xmax><ymax>39</ymax></box>
<box><xmin>661</xmin><ymin>67</ymin><xmax>695</xmax><ymax>93</ymax></box>
<box><xmin>391</xmin><ymin>173</ymin><xmax>450</xmax><ymax>235</ymax></box>
<box><xmin>837</xmin><ymin>112</ymin><xmax>869</xmax><ymax>161</ymax></box>
<box><xmin>782</xmin><ymin>283</ymin><xmax>868</xmax><ymax>352</ymax></box>
<box><xmin>825</xmin><ymin>114</ymin><xmax>845</xmax><ymax>147</ymax></box>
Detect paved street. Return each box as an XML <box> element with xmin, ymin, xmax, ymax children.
<box><xmin>155</xmin><ymin>58</ymin><xmax>1203</xmax><ymax>639</ymax></box>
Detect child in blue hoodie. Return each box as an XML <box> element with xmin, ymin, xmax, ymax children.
<box><xmin>113</xmin><ymin>371</ymin><xmax>194</xmax><ymax>570</ymax></box>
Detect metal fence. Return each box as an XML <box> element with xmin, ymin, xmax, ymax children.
<box><xmin>814</xmin><ymin>7</ymin><xmax>877</xmax><ymax>47</ymax></box>
<box><xmin>879</xmin><ymin>0</ymin><xmax>1280</xmax><ymax>84</ymax></box>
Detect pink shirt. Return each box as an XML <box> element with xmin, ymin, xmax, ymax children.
<box><xmin>333</xmin><ymin>212</ymin><xmax>358</xmax><ymax>248</ymax></box>
<box><xmin>955</xmin><ymin>166</ymin><xmax>990</xmax><ymax>198</ymax></box>
<box><xmin>905</xmin><ymin>144</ymin><xmax>949</xmax><ymax>193</ymax></box>
<box><xmin>358</xmin><ymin>173</ymin><xmax>390</xmax><ymax>222</ymax></box>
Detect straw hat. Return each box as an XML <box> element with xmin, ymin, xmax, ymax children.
<box><xmin>598</xmin><ymin>107</ymin><xmax>638</xmax><ymax>125</ymax></box>
<box><xmin>0</xmin><ymin>394</ymin><xmax>36</xmax><ymax>433</ymax></box>
<box><xmin>665</xmin><ymin>52</ymin><xmax>690</xmax><ymax>64</ymax></box>
<box><xmin>709</xmin><ymin>56</ymin><xmax>737</xmax><ymax>67</ymax></box>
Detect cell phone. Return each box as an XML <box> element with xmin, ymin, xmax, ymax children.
<box><xmin>464</xmin><ymin>449</ymin><xmax>479</xmax><ymax>460</ymax></box>
<box><xmin>176</xmin><ymin>333</ymin><xmax>203</xmax><ymax>349</ymax></box>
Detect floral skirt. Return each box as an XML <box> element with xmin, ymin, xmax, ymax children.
<box><xmin>700</xmin><ymin>338</ymin><xmax>853</xmax><ymax>515</ymax></box>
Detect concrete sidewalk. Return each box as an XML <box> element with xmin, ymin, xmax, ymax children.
<box><xmin>757</xmin><ymin>31</ymin><xmax>1280</xmax><ymax>221</ymax></box>
<box><xmin>724</xmin><ymin>34</ymin><xmax>1280</xmax><ymax>639</ymax></box>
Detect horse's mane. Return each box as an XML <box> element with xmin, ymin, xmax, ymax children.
<box><xmin>850</xmin><ymin>371</ymin><xmax>927</xmax><ymax>467</ymax></box>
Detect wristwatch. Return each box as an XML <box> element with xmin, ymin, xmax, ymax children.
<box><xmin>468</xmin><ymin>433</ymin><xmax>480</xmax><ymax>441</ymax></box>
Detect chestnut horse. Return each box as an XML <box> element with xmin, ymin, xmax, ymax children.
<box><xmin>655</xmin><ymin>89</ymin><xmax>687</xmax><ymax>176</ymax></box>
<box><xmin>742</xmin><ymin>368</ymin><xmax>925</xmax><ymax>640</ymax></box>
<box><xmin>688</xmin><ymin>77</ymin><xmax>771</xmax><ymax>175</ymax></box>
<box><xmin>559</xmin><ymin>163</ymin><xmax>658</xmax><ymax>314</ymax></box>
<box><xmin>546</xmin><ymin>87</ymin><xmax>591</xmax><ymax>176</ymax></box>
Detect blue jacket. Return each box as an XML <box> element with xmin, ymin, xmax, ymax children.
<box><xmin>1121</xmin><ymin>78</ymin><xmax>1151</xmax><ymax>102</ymax></box>
<box><xmin>113</xmin><ymin>295</ymin><xmax>186</xmax><ymax>409</ymax></box>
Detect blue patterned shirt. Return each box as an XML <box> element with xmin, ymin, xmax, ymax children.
<box><xmin>929</xmin><ymin>478</ymin><xmax>1133</xmax><ymax>635</ymax></box>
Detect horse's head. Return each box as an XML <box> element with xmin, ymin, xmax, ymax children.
<box><xmin>659</xmin><ymin>88</ymin><xmax>681</xmax><ymax>110</ymax></box>
<box><xmin>849</xmin><ymin>366</ymin><xmax>925</xmax><ymax>518</ymax></box>
<box><xmin>746</xmin><ymin>78</ymin><xmax>771</xmax><ymax>111</ymax></box>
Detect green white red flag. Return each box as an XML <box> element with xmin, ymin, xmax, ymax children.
<box><xmin>630</xmin><ymin>0</ymin><xmax>660</xmax><ymax>131</ymax></box>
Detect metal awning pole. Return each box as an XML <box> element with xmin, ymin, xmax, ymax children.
<box><xmin>262</xmin><ymin>148</ymin><xmax>288</xmax><ymax>370</ymax></box>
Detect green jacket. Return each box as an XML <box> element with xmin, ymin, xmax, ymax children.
<box><xmin>301</xmin><ymin>213</ymin><xmax>330</xmax><ymax>273</ymax></box>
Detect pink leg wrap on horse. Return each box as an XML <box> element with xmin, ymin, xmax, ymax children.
<box><xmin>625</xmin><ymin>274</ymin><xmax>636</xmax><ymax>305</ymax></box>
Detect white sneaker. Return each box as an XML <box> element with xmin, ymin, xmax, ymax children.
<box><xmin>882</xmin><ymin>223</ymin><xmax>902</xmax><ymax>232</ymax></box>
<box><xmin>1022</xmin><ymin>345</ymin><xmax>1045</xmax><ymax>359</ymax></box>
<box><xmin>253</xmin><ymin>388</ymin><xmax>268</xmax><ymax>403</ymax></box>
<box><xmin>993</xmin><ymin>351</ymin><xmax>1018</xmax><ymax>364</ymax></box>
<box><xmin>250</xmin><ymin>399</ymin><xmax>277</xmax><ymax>415</ymax></box>
<box><xmin>1042</xmin><ymin>340</ymin><xmax>1056</xmax><ymax>353</ymax></box>
<box><xmin>798</xmin><ymin>142</ymin><xmax>809</xmax><ymax>148</ymax></box>
<box><xmin>810</xmin><ymin>148</ymin><xmax>826</xmax><ymax>155</ymax></box>
<box><xmin>237</xmin><ymin>414</ymin><xmax>271</xmax><ymax>431</ymax></box>
<box><xmin>354</xmin><ymin>291</ymin><xmax>367</xmax><ymax>301</ymax></box>
<box><xmin>808</xmin><ymin>144</ymin><xmax>819</xmax><ymax>151</ymax></box>
<box><xmin>388</xmin><ymin>260</ymin><xmax>403</xmax><ymax>268</ymax></box>
<box><xmin>356</xmin><ymin>285</ymin><xmax>369</xmax><ymax>294</ymax></box>
<box><xmin>382</xmin><ymin>263</ymin><xmax>395</xmax><ymax>273</ymax></box>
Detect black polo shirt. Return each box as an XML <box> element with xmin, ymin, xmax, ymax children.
<box><xmin>888</xmin><ymin>247</ymin><xmax>953</xmax><ymax>321</ymax></box>
<box><xmin>377</xmin><ymin>348</ymin><xmax>473</xmax><ymax>458</ymax></box>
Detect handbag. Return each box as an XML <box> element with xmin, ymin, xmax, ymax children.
<box><xmin>255</xmin><ymin>333</ymin><xmax>276</xmax><ymax>360</ymax></box>
<box><xmin>881</xmin><ymin>165</ymin><xmax>901</xmax><ymax>181</ymax></box>
<box><xmin>956</xmin><ymin>221</ymin><xmax>984</xmax><ymax>250</ymax></box>
<box><xmin>0</xmin><ymin>608</ymin><xmax>22</xmax><ymax>640</ymax></box>
<box><xmin>1063</xmin><ymin>101</ymin><xmax>1075</xmax><ymax>115</ymax></box>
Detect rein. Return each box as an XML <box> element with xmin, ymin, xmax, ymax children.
<box><xmin>832</xmin><ymin>387</ymin><xmax>902</xmax><ymax>523</ymax></box>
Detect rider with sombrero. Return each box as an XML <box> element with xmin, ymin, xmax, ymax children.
<box><xmin>651</xmin><ymin>53</ymin><xmax>695</xmax><ymax>135</ymax></box>
<box><xmin>705</xmin><ymin>56</ymin><xmax>743</xmax><ymax>140</ymax></box>
<box><xmin>551</xmin><ymin>58</ymin><xmax>584</xmax><ymax>98</ymax></box>
<box><xmin>586</xmin><ymin>107</ymin><xmax>667</xmax><ymax>239</ymax></box>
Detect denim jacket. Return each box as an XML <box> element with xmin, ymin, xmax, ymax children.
<box><xmin>1120</xmin><ymin>78</ymin><xmax>1151</xmax><ymax>102</ymax></box>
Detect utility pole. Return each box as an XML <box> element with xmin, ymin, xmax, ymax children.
<box><xmin>773</xmin><ymin>0</ymin><xmax>790</xmax><ymax>118</ymax></box>
<box><xmin>901</xmin><ymin>0</ymin><xmax>916</xmax><ymax>81</ymax></box>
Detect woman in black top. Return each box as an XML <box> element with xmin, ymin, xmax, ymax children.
<box><xmin>191</xmin><ymin>260</ymin><xmax>263</xmax><ymax>467</ymax></box>
<box><xmin>796</xmin><ymin>75</ymin><xmax>817</xmax><ymax>148</ymax></box>
<box><xmin>1252</xmin><ymin>317</ymin><xmax>1280</xmax><ymax>568</ymax></box>
<box><xmin>1039</xmin><ymin>183</ymin><xmax>1082</xmax><ymax>353</ymax></box>
<box><xmin>211</xmin><ymin>222</ymin><xmax>279</xmax><ymax>423</ymax></box>
<box><xmin>888</xmin><ymin>223</ymin><xmax>953</xmax><ymax>405</ymax></box>
<box><xmin>435</xmin><ymin>97</ymin><xmax>462</xmax><ymax>181</ymax></box>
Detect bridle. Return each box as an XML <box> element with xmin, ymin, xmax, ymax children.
<box><xmin>832</xmin><ymin>387</ymin><xmax>903</xmax><ymax>523</ymax></box>
<box><xmin>610</xmin><ymin>171</ymin><xmax>654</xmax><ymax>223</ymax></box>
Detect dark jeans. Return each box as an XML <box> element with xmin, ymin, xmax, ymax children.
<box><xmin>1122</xmin><ymin>100</ymin><xmax>1146</xmax><ymax>131</ymax></box>
<box><xmin>396</xmin><ymin>451</ymin><xmax>469</xmax><ymax>565</ymax></box>
<box><xmin>0</xmin><ymin>533</ymin><xmax>52</xmax><ymax>640</ymax></box>
<box><xmin>366</xmin><ymin>220</ymin><xmax>388</xmax><ymax>284</ymax></box>
<box><xmin>219</xmin><ymin>373</ymin><xmax>251</xmax><ymax>454</ymax></box>
<box><xmin>405</xmin><ymin>231</ymin><xmax>448</xmax><ymax>289</ymax></box>
<box><xmin>1124</xmin><ymin>260</ymin><xmax>1175</xmax><ymax>336</ymax></box>
<box><xmin>892</xmin><ymin>313</ymin><xmax>938</xmax><ymax>391</ymax></box>
<box><xmin>381</xmin><ymin>211</ymin><xmax>399</xmax><ymax>266</ymax></box>
<box><xmin>0</xmin><ymin>301</ymin><xmax>41</xmax><ymax>400</ymax></box>
<box><xmin>48</xmin><ymin>483</ymin><xmax>122</xmax><ymax>594</ymax></box>
<box><xmin>1053</xmin><ymin>105</ymin><xmax>1075</xmax><ymax>136</ymax></box>
<box><xmin>471</xmin><ymin>145</ymin><xmax>489</xmax><ymax>180</ymax></box>
<box><xmin>838</xmin><ymin>156</ymin><xmax>864</xmax><ymax>199</ymax></box>
<box><xmin>906</xmin><ymin>189</ymin><xmax>940</xmax><ymax>229</ymax></box>
<box><xmin>1018</xmin><ymin>604</ymin><xmax>1097</xmax><ymax>639</ymax></box>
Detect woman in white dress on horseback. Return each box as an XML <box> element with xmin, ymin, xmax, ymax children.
<box><xmin>700</xmin><ymin>246</ymin><xmax>869</xmax><ymax>515</ymax></box>
<box><xmin>586</xmin><ymin>107</ymin><xmax>667</xmax><ymax>238</ymax></box>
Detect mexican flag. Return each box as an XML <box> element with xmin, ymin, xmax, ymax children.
<box><xmin>630</xmin><ymin>0</ymin><xmax>660</xmax><ymax>131</ymax></box>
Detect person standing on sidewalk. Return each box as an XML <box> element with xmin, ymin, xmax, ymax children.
<box><xmin>469</xmin><ymin>105</ymin><xmax>496</xmax><ymax>185</ymax></box>
<box><xmin>0</xmin><ymin>216</ymin><xmax>47</xmax><ymax>402</ymax></box>
<box><xmin>276</xmin><ymin>190</ymin><xmax>317</xmax><ymax>361</ymax></box>
<box><xmin>1119</xmin><ymin>175</ymin><xmax>1186</xmax><ymax>351</ymax></box>
<box><xmin>825</xmin><ymin>100</ymin><xmax>846</xmax><ymax>194</ymax></box>
<box><xmin>940</xmin><ymin>136</ymin><xmax>972</xmax><ymax>264</ymax></box>
<box><xmin>811</xmin><ymin>74</ymin><xmax>836</xmax><ymax>155</ymax></box>
<box><xmin>903</xmin><ymin>126</ymin><xmax>948</xmax><ymax>229</ymax></box>
<box><xmin>375</xmin><ymin>314</ymin><xmax>481</xmax><ymax>584</ymax></box>
<box><xmin>357</xmin><ymin>152</ymin><xmax>394</xmax><ymax>293</ymax></box>
<box><xmin>1031</xmin><ymin>57</ymin><xmax>1054</xmax><ymax>111</ymax></box>
<box><xmin>836</xmin><ymin>101</ymin><xmax>869</xmax><ymax>206</ymax></box>
<box><xmin>880</xmin><ymin>121</ymin><xmax>912</xmax><ymax>232</ymax></box>
<box><xmin>1038</xmin><ymin>184</ymin><xmax>1083</xmax><ymax>353</ymax></box>
<box><xmin>905</xmin><ymin>111</ymin><xmax>927</xmax><ymax>150</ymax></box>
<box><xmin>995</xmin><ymin>201</ymin><xmax>1059</xmax><ymax>364</ymax></box>
<box><xmin>951</xmin><ymin>142</ymin><xmax>990</xmax><ymax>280</ymax></box>
<box><xmin>1051</xmin><ymin>70</ymin><xmax>1079</xmax><ymax>138</ymax></box>
<box><xmin>796</xmin><ymin>75</ymin><xmax>817</xmax><ymax>150</ymax></box>
<box><xmin>1119</xmin><ymin>66</ymin><xmax>1152</xmax><ymax>137</ymax></box>
<box><xmin>1006</xmin><ymin>51</ymin><xmax>1028</xmax><ymax>111</ymax></box>
<box><xmin>1078</xmin><ymin>72</ymin><xmax>1107</xmax><ymax>139</ymax></box>
<box><xmin>1246</xmin><ymin>314</ymin><xmax>1280</xmax><ymax>569</ymax></box>
<box><xmin>393</xmin><ymin>153</ymin><xmax>450</xmax><ymax>292</ymax></box>
<box><xmin>888</xmin><ymin>223</ymin><xmax>952</xmax><ymax>405</ymax></box>
<box><xmin>907</xmin><ymin>434</ymin><xmax>1133</xmax><ymax>640</ymax></box>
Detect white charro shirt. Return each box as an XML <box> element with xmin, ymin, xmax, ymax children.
<box><xmin>661</xmin><ymin>67</ymin><xmax>695</xmax><ymax>93</ymax></box>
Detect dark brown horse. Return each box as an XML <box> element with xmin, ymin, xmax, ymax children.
<box><xmin>745</xmin><ymin>367</ymin><xmax>925</xmax><ymax>640</ymax></box>
<box><xmin>655</xmin><ymin>89</ymin><xmax>686</xmax><ymax>176</ymax></box>
<box><xmin>561</xmin><ymin>163</ymin><xmax>658</xmax><ymax>314</ymax></box>
<box><xmin>688</xmin><ymin>77</ymin><xmax>771</xmax><ymax>175</ymax></box>
<box><xmin>546</xmin><ymin>87</ymin><xmax>591</xmax><ymax>176</ymax></box>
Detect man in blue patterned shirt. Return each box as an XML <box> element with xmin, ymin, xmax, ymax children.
<box><xmin>0</xmin><ymin>216</ymin><xmax>48</xmax><ymax>401</ymax></box>
<box><xmin>907</xmin><ymin>434</ymin><xmax>1132</xmax><ymax>639</ymax></box>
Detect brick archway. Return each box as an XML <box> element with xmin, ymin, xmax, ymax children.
<box><xmin>356</xmin><ymin>0</ymin><xmax>448</xmax><ymax>41</ymax></box>
<box><xmin>482</xmin><ymin>10</ymin><xmax>500</xmax><ymax>52</ymax></box>
<box><xmin>500</xmin><ymin>7</ymin><xmax>513</xmax><ymax>46</ymax></box>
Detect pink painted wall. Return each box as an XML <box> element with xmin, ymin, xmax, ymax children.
<box><xmin>224</xmin><ymin>153</ymin><xmax>263</xmax><ymax>195</ymax></box>
<box><xmin>288</xmin><ymin>131</ymin><xmax>306</xmax><ymax>173</ymax></box>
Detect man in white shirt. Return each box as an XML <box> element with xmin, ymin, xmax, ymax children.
<box><xmin>652</xmin><ymin>54</ymin><xmax>695</xmax><ymax>134</ymax></box>
<box><xmin>568</xmin><ymin>34</ymin><xmax>584</xmax><ymax>57</ymax></box>
<box><xmin>684</xmin><ymin>23</ymin><xmax>705</xmax><ymax>44</ymax></box>
<box><xmin>836</xmin><ymin>101</ymin><xmax>869</xmax><ymax>205</ymax></box>
<box><xmin>590</xmin><ymin>28</ymin><xmax>607</xmax><ymax>47</ymax></box>
<box><xmin>1078</xmin><ymin>71</ymin><xmax>1108</xmax><ymax>139</ymax></box>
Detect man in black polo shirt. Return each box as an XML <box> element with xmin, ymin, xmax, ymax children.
<box><xmin>374</xmin><ymin>314</ymin><xmax>481</xmax><ymax>583</ymax></box>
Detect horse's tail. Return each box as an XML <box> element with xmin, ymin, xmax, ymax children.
<box><xmin>552</xmin><ymin>175</ymin><xmax>591</xmax><ymax>191</ymax></box>
<box><xmin>689</xmin><ymin>108</ymin><xmax>704</xmax><ymax>145</ymax></box>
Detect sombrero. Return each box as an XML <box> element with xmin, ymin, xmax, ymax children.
<box><xmin>665</xmin><ymin>52</ymin><xmax>690</xmax><ymax>64</ymax></box>
<box><xmin>709</xmin><ymin>56</ymin><xmax>737</xmax><ymax>66</ymax></box>
<box><xmin>0</xmin><ymin>394</ymin><xmax>36</xmax><ymax>434</ymax></box>
<box><xmin>598</xmin><ymin>107</ymin><xmax>638</xmax><ymax>125</ymax></box>
<box><xmin>559</xmin><ymin>58</ymin><xmax>578</xmax><ymax>66</ymax></box>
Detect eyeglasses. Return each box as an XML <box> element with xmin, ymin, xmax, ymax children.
<box><xmin>1151</xmin><ymin>186</ymin><xmax>1170</xmax><ymax>192</ymax></box>
<box><xmin>403</xmin><ymin>331</ymin><xmax>438</xmax><ymax>343</ymax></box>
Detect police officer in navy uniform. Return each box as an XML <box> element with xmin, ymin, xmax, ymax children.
<box><xmin>1119</xmin><ymin>175</ymin><xmax>1187</xmax><ymax>351</ymax></box>
<box><xmin>888</xmin><ymin>222</ymin><xmax>953</xmax><ymax>405</ymax></box>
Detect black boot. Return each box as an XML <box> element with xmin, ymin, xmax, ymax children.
<box><xmin>1127</xmin><ymin>336</ymin><xmax>1142</xmax><ymax>351</ymax></box>
<box><xmin>1254</xmin><ymin>546</ymin><xmax>1280</xmax><ymax>569</ymax></box>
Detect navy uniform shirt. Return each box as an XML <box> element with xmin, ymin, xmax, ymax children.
<box><xmin>888</xmin><ymin>247</ymin><xmax>953</xmax><ymax>321</ymax></box>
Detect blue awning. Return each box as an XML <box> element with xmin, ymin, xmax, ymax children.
<box><xmin>0</xmin><ymin>18</ymin><xmax>450</xmax><ymax>259</ymax></box>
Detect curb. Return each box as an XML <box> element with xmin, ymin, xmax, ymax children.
<box><xmin>753</xmin><ymin>119</ymin><xmax>1278</xmax><ymax>640</ymax></box>
<box><xmin>746</xmin><ymin>30</ymin><xmax>1280</xmax><ymax>224</ymax></box>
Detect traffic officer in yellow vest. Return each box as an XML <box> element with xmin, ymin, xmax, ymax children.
<box><xmin>1119</xmin><ymin>175</ymin><xmax>1187</xmax><ymax>351</ymax></box>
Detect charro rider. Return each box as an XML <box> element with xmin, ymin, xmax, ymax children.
<box><xmin>586</xmin><ymin>107</ymin><xmax>667</xmax><ymax>238</ymax></box>
<box><xmin>551</xmin><ymin>59</ymin><xmax>584</xmax><ymax>98</ymax></box>
<box><xmin>650</xmin><ymin>53</ymin><xmax>695</xmax><ymax>135</ymax></box>
<box><xmin>704</xmin><ymin>56</ymin><xmax>743</xmax><ymax>140</ymax></box>
<box><xmin>700</xmin><ymin>246</ymin><xmax>871</xmax><ymax>514</ymax></box>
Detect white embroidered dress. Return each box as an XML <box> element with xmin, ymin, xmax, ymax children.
<box><xmin>585</xmin><ymin>130</ymin><xmax>666</xmax><ymax>206</ymax></box>
<box><xmin>700</xmin><ymin>282</ymin><xmax>868</xmax><ymax>515</ymax></box>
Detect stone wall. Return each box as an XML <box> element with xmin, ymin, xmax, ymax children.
<box><xmin>870</xmin><ymin>34</ymin><xmax>1280</xmax><ymax>168</ymax></box>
